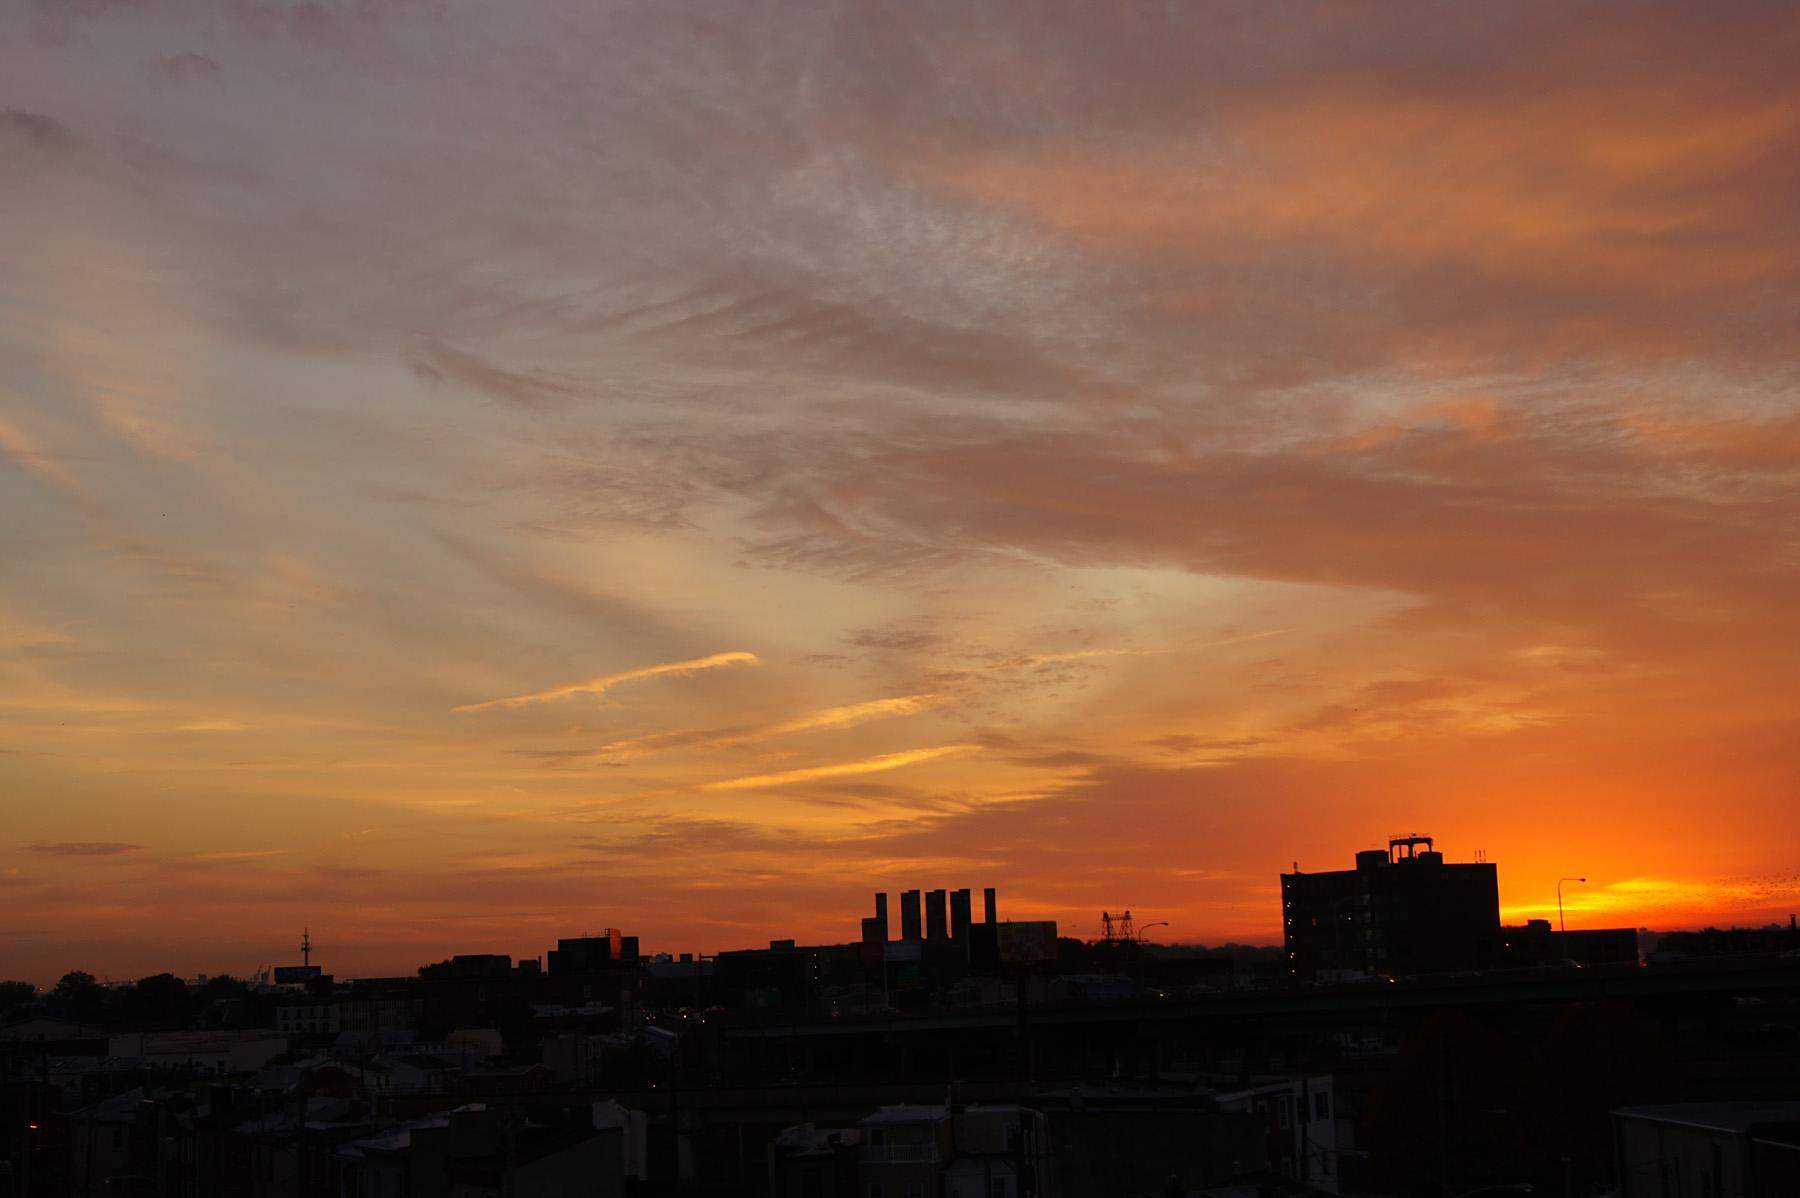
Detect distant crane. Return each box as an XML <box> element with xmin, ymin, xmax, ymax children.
<box><xmin>1100</xmin><ymin>909</ymin><xmax>1135</xmax><ymax>944</ymax></box>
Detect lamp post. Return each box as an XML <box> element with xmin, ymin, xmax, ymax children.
<box><xmin>1137</xmin><ymin>921</ymin><xmax>1168</xmax><ymax>943</ymax></box>
<box><xmin>1557</xmin><ymin>877</ymin><xmax>1586</xmax><ymax>935</ymax></box>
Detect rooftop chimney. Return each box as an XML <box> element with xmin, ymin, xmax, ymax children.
<box><xmin>926</xmin><ymin>889</ymin><xmax>948</xmax><ymax>941</ymax></box>
<box><xmin>951</xmin><ymin>889</ymin><xmax>972</xmax><ymax>942</ymax></box>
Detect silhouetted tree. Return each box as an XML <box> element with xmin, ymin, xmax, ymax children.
<box><xmin>50</xmin><ymin>969</ymin><xmax>104</xmax><ymax>1022</ymax></box>
<box><xmin>201</xmin><ymin>974</ymin><xmax>248</xmax><ymax>997</ymax></box>
<box><xmin>0</xmin><ymin>979</ymin><xmax>36</xmax><ymax>1019</ymax></box>
<box><xmin>197</xmin><ymin>974</ymin><xmax>252</xmax><ymax>1027</ymax></box>
<box><xmin>127</xmin><ymin>972</ymin><xmax>191</xmax><ymax>1025</ymax></box>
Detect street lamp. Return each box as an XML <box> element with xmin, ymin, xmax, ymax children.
<box><xmin>1557</xmin><ymin>877</ymin><xmax>1586</xmax><ymax>934</ymax></box>
<box><xmin>1137</xmin><ymin>920</ymin><xmax>1169</xmax><ymax>943</ymax></box>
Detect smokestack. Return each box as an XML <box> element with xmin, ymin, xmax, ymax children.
<box><xmin>901</xmin><ymin>890</ymin><xmax>922</xmax><ymax>941</ymax></box>
<box><xmin>951</xmin><ymin>889</ymin><xmax>972</xmax><ymax>942</ymax></box>
<box><xmin>926</xmin><ymin>889</ymin><xmax>948</xmax><ymax>941</ymax></box>
<box><xmin>983</xmin><ymin>887</ymin><xmax>997</xmax><ymax>924</ymax></box>
<box><xmin>874</xmin><ymin>892</ymin><xmax>889</xmax><ymax>940</ymax></box>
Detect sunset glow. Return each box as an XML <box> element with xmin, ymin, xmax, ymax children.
<box><xmin>4</xmin><ymin>3</ymin><xmax>1800</xmax><ymax>984</ymax></box>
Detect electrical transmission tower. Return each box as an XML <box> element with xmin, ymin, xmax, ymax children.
<box><xmin>1099</xmin><ymin>909</ymin><xmax>1135</xmax><ymax>944</ymax></box>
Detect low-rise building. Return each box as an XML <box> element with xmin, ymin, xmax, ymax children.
<box><xmin>274</xmin><ymin>994</ymin><xmax>342</xmax><ymax>1037</ymax></box>
<box><xmin>1614</xmin><ymin>1102</ymin><xmax>1800</xmax><ymax>1198</ymax></box>
<box><xmin>1218</xmin><ymin>1074</ymin><xmax>1360</xmax><ymax>1193</ymax></box>
<box><xmin>769</xmin><ymin>1121</ymin><xmax>862</xmax><ymax>1197</ymax></box>
<box><xmin>763</xmin><ymin>1103</ymin><xmax>1058</xmax><ymax>1198</ymax></box>
<box><xmin>108</xmin><ymin>1029</ymin><xmax>289</xmax><ymax>1075</ymax></box>
<box><xmin>68</xmin><ymin>1087</ymin><xmax>150</xmax><ymax>1195</ymax></box>
<box><xmin>334</xmin><ymin>1103</ymin><xmax>623</xmax><ymax>1198</ymax></box>
<box><xmin>1500</xmin><ymin>918</ymin><xmax>1640</xmax><ymax>967</ymax></box>
<box><xmin>1033</xmin><ymin>1084</ymin><xmax>1266</xmax><ymax>1197</ymax></box>
<box><xmin>941</xmin><ymin>1105</ymin><xmax>1052</xmax><ymax>1198</ymax></box>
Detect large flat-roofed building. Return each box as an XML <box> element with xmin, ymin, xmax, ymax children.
<box><xmin>1281</xmin><ymin>835</ymin><xmax>1500</xmax><ymax>981</ymax></box>
<box><xmin>1614</xmin><ymin>1103</ymin><xmax>1800</xmax><ymax>1198</ymax></box>
<box><xmin>1501</xmin><ymin>918</ymin><xmax>1641</xmax><ymax>967</ymax></box>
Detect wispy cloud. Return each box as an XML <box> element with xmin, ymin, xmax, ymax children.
<box><xmin>454</xmin><ymin>651</ymin><xmax>759</xmax><ymax>713</ymax></box>
<box><xmin>26</xmin><ymin>841</ymin><xmax>143</xmax><ymax>857</ymax></box>
<box><xmin>186</xmin><ymin>849</ymin><xmax>288</xmax><ymax>863</ymax></box>
<box><xmin>413</xmin><ymin>341</ymin><xmax>580</xmax><ymax>412</ymax></box>
<box><xmin>0</xmin><ymin>411</ymin><xmax>87</xmax><ymax>499</ymax></box>
<box><xmin>592</xmin><ymin>692</ymin><xmax>947</xmax><ymax>761</ymax></box>
<box><xmin>761</xmin><ymin>693</ymin><xmax>946</xmax><ymax>736</ymax></box>
<box><xmin>993</xmin><ymin>647</ymin><xmax>1168</xmax><ymax>669</ymax></box>
<box><xmin>984</xmin><ymin>629</ymin><xmax>1290</xmax><ymax>672</ymax></box>
<box><xmin>702</xmin><ymin>744</ymin><xmax>979</xmax><ymax>791</ymax></box>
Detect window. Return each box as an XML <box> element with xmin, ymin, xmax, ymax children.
<box><xmin>1314</xmin><ymin>1092</ymin><xmax>1330</xmax><ymax>1120</ymax></box>
<box><xmin>867</xmin><ymin>1185</ymin><xmax>883</xmax><ymax>1198</ymax></box>
<box><xmin>1278</xmin><ymin>1097</ymin><xmax>1291</xmax><ymax>1129</ymax></box>
<box><xmin>990</xmin><ymin>1178</ymin><xmax>1008</xmax><ymax>1198</ymax></box>
<box><xmin>907</xmin><ymin>1186</ymin><xmax>925</xmax><ymax>1198</ymax></box>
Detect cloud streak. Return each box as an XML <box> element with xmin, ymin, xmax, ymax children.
<box><xmin>454</xmin><ymin>651</ymin><xmax>760</xmax><ymax>714</ymax></box>
<box><xmin>702</xmin><ymin>744</ymin><xmax>979</xmax><ymax>792</ymax></box>
<box><xmin>592</xmin><ymin>693</ymin><xmax>946</xmax><ymax>762</ymax></box>
<box><xmin>26</xmin><ymin>842</ymin><xmax>143</xmax><ymax>857</ymax></box>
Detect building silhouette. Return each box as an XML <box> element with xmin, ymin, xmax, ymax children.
<box><xmin>1281</xmin><ymin>835</ymin><xmax>1501</xmax><ymax>981</ymax></box>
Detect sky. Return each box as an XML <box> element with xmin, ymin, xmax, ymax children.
<box><xmin>3</xmin><ymin>2</ymin><xmax>1800</xmax><ymax>985</ymax></box>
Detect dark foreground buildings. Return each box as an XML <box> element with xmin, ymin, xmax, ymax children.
<box><xmin>9</xmin><ymin>858</ymin><xmax>1800</xmax><ymax>1196</ymax></box>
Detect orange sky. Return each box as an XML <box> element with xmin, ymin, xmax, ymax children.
<box><xmin>4</xmin><ymin>4</ymin><xmax>1800</xmax><ymax>985</ymax></box>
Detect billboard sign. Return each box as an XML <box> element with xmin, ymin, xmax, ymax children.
<box><xmin>997</xmin><ymin>920</ymin><xmax>1058</xmax><ymax>964</ymax></box>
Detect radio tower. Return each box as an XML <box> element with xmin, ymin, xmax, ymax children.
<box><xmin>301</xmin><ymin>928</ymin><xmax>313</xmax><ymax>968</ymax></box>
